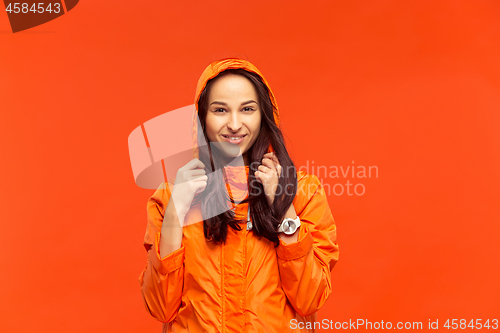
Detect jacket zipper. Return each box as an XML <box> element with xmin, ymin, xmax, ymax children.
<box><xmin>221</xmin><ymin>241</ymin><xmax>225</xmax><ymax>332</ymax></box>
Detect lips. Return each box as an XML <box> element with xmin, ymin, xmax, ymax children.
<box><xmin>221</xmin><ymin>134</ymin><xmax>247</xmax><ymax>144</ymax></box>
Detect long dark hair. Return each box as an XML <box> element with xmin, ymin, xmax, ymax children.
<box><xmin>192</xmin><ymin>68</ymin><xmax>297</xmax><ymax>247</ymax></box>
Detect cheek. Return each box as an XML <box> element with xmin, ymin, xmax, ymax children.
<box><xmin>251</xmin><ymin>111</ymin><xmax>262</xmax><ymax>135</ymax></box>
<box><xmin>205</xmin><ymin>116</ymin><xmax>219</xmax><ymax>141</ymax></box>
<box><xmin>248</xmin><ymin>119</ymin><xmax>261</xmax><ymax>146</ymax></box>
<box><xmin>252</xmin><ymin>126</ymin><xmax>261</xmax><ymax>139</ymax></box>
<box><xmin>252</xmin><ymin>116</ymin><xmax>262</xmax><ymax>137</ymax></box>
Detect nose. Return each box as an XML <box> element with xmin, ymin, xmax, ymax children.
<box><xmin>227</xmin><ymin>112</ymin><xmax>242</xmax><ymax>132</ymax></box>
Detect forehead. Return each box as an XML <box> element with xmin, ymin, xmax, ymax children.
<box><xmin>208</xmin><ymin>74</ymin><xmax>258</xmax><ymax>102</ymax></box>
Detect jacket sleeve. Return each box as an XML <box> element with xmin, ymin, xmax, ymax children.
<box><xmin>138</xmin><ymin>182</ymin><xmax>185</xmax><ymax>323</ymax></box>
<box><xmin>276</xmin><ymin>174</ymin><xmax>339</xmax><ymax>316</ymax></box>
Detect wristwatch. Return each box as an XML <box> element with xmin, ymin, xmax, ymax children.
<box><xmin>277</xmin><ymin>216</ymin><xmax>301</xmax><ymax>235</ymax></box>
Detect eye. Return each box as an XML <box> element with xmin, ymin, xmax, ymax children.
<box><xmin>243</xmin><ymin>107</ymin><xmax>255</xmax><ymax>112</ymax></box>
<box><xmin>213</xmin><ymin>108</ymin><xmax>226</xmax><ymax>113</ymax></box>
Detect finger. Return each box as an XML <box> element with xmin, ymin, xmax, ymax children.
<box><xmin>263</xmin><ymin>154</ymin><xmax>279</xmax><ymax>170</ymax></box>
<box><xmin>179</xmin><ymin>168</ymin><xmax>205</xmax><ymax>182</ymax></box>
<box><xmin>263</xmin><ymin>152</ymin><xmax>276</xmax><ymax>158</ymax></box>
<box><xmin>263</xmin><ymin>152</ymin><xmax>279</xmax><ymax>166</ymax></box>
<box><xmin>258</xmin><ymin>165</ymin><xmax>271</xmax><ymax>174</ymax></box>
<box><xmin>264</xmin><ymin>153</ymin><xmax>282</xmax><ymax>177</ymax></box>
<box><xmin>184</xmin><ymin>158</ymin><xmax>205</xmax><ymax>170</ymax></box>
<box><xmin>188</xmin><ymin>175</ymin><xmax>208</xmax><ymax>182</ymax></box>
<box><xmin>186</xmin><ymin>169</ymin><xmax>206</xmax><ymax>176</ymax></box>
<box><xmin>254</xmin><ymin>170</ymin><xmax>263</xmax><ymax>182</ymax></box>
<box><xmin>261</xmin><ymin>157</ymin><xmax>276</xmax><ymax>170</ymax></box>
<box><xmin>194</xmin><ymin>181</ymin><xmax>207</xmax><ymax>193</ymax></box>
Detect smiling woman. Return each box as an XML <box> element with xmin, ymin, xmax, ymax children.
<box><xmin>139</xmin><ymin>58</ymin><xmax>340</xmax><ymax>333</ymax></box>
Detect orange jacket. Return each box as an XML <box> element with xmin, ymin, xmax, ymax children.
<box><xmin>139</xmin><ymin>59</ymin><xmax>339</xmax><ymax>332</ymax></box>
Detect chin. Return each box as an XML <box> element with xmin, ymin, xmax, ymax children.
<box><xmin>221</xmin><ymin>149</ymin><xmax>245</xmax><ymax>163</ymax></box>
<box><xmin>209</xmin><ymin>142</ymin><xmax>245</xmax><ymax>164</ymax></box>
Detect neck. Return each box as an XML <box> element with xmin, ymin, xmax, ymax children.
<box><xmin>211</xmin><ymin>146</ymin><xmax>250</xmax><ymax>167</ymax></box>
<box><xmin>224</xmin><ymin>154</ymin><xmax>248</xmax><ymax>167</ymax></box>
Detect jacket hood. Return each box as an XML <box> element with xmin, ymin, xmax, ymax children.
<box><xmin>191</xmin><ymin>58</ymin><xmax>281</xmax><ymax>160</ymax></box>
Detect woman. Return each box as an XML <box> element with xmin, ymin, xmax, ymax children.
<box><xmin>139</xmin><ymin>58</ymin><xmax>339</xmax><ymax>333</ymax></box>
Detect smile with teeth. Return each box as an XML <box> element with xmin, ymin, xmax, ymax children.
<box><xmin>223</xmin><ymin>135</ymin><xmax>246</xmax><ymax>140</ymax></box>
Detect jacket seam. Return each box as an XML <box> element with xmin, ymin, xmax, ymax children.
<box><xmin>242</xmin><ymin>223</ymin><xmax>247</xmax><ymax>333</ymax></box>
<box><xmin>276</xmin><ymin>227</ymin><xmax>314</xmax><ymax>261</ymax></box>
<box><xmin>277</xmin><ymin>251</ymin><xmax>310</xmax><ymax>261</ymax></box>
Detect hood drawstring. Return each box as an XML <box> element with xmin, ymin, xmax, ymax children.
<box><xmin>246</xmin><ymin>206</ymin><xmax>252</xmax><ymax>231</ymax></box>
<box><xmin>229</xmin><ymin>205</ymin><xmax>252</xmax><ymax>231</ymax></box>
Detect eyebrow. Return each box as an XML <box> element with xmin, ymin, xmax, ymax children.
<box><xmin>209</xmin><ymin>100</ymin><xmax>258</xmax><ymax>106</ymax></box>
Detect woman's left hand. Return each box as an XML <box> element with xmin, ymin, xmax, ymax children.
<box><xmin>254</xmin><ymin>152</ymin><xmax>282</xmax><ymax>206</ymax></box>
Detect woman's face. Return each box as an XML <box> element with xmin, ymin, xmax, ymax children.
<box><xmin>205</xmin><ymin>73</ymin><xmax>261</xmax><ymax>165</ymax></box>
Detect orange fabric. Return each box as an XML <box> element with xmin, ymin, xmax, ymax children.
<box><xmin>139</xmin><ymin>58</ymin><xmax>339</xmax><ymax>332</ymax></box>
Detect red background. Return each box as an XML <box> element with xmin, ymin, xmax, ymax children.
<box><xmin>1</xmin><ymin>1</ymin><xmax>499</xmax><ymax>332</ymax></box>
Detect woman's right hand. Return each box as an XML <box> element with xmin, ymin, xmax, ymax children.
<box><xmin>168</xmin><ymin>158</ymin><xmax>207</xmax><ymax>222</ymax></box>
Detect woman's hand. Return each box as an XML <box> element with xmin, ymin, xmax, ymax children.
<box><xmin>168</xmin><ymin>158</ymin><xmax>207</xmax><ymax>222</ymax></box>
<box><xmin>254</xmin><ymin>152</ymin><xmax>282</xmax><ymax>206</ymax></box>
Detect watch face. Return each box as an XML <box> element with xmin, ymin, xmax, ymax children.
<box><xmin>283</xmin><ymin>220</ymin><xmax>297</xmax><ymax>235</ymax></box>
